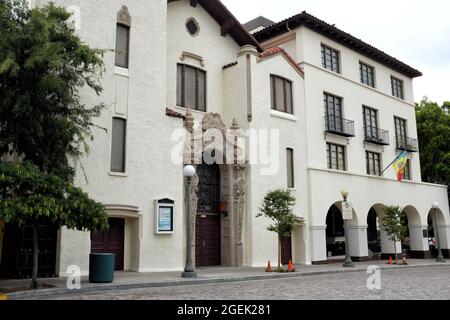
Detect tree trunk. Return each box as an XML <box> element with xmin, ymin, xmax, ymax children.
<box><xmin>278</xmin><ymin>234</ymin><xmax>281</xmax><ymax>270</ymax></box>
<box><xmin>32</xmin><ymin>223</ymin><xmax>39</xmax><ymax>289</ymax></box>
<box><xmin>394</xmin><ymin>240</ymin><xmax>398</xmax><ymax>265</ymax></box>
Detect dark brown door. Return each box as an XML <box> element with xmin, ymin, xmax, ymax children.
<box><xmin>281</xmin><ymin>236</ymin><xmax>292</xmax><ymax>265</ymax></box>
<box><xmin>195</xmin><ymin>163</ymin><xmax>221</xmax><ymax>267</ymax></box>
<box><xmin>91</xmin><ymin>218</ymin><xmax>125</xmax><ymax>271</ymax></box>
<box><xmin>196</xmin><ymin>215</ymin><xmax>221</xmax><ymax>267</ymax></box>
<box><xmin>0</xmin><ymin>221</ymin><xmax>57</xmax><ymax>279</ymax></box>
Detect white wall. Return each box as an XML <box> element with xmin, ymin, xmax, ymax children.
<box><xmin>246</xmin><ymin>53</ymin><xmax>309</xmax><ymax>266</ymax></box>
<box><xmin>167</xmin><ymin>0</ymin><xmax>241</xmax><ymax>119</ymax></box>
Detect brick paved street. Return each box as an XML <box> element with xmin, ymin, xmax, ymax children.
<box><xmin>24</xmin><ymin>266</ymin><xmax>450</xmax><ymax>300</ymax></box>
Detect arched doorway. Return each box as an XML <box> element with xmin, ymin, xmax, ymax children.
<box><xmin>325</xmin><ymin>204</ymin><xmax>345</xmax><ymax>259</ymax></box>
<box><xmin>367</xmin><ymin>208</ymin><xmax>381</xmax><ymax>257</ymax></box>
<box><xmin>195</xmin><ymin>162</ymin><xmax>221</xmax><ymax>267</ymax></box>
<box><xmin>427</xmin><ymin>208</ymin><xmax>448</xmax><ymax>258</ymax></box>
<box><xmin>402</xmin><ymin>206</ymin><xmax>423</xmax><ymax>259</ymax></box>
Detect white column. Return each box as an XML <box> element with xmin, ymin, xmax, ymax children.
<box><xmin>309</xmin><ymin>225</ymin><xmax>327</xmax><ymax>263</ymax></box>
<box><xmin>56</xmin><ymin>227</ymin><xmax>91</xmax><ymax>277</ymax></box>
<box><xmin>438</xmin><ymin>225</ymin><xmax>450</xmax><ymax>251</ymax></box>
<box><xmin>348</xmin><ymin>225</ymin><xmax>369</xmax><ymax>259</ymax></box>
<box><xmin>409</xmin><ymin>225</ymin><xmax>429</xmax><ymax>256</ymax></box>
<box><xmin>380</xmin><ymin>228</ymin><xmax>402</xmax><ymax>257</ymax></box>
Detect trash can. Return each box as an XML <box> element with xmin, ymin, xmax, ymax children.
<box><xmin>89</xmin><ymin>253</ymin><xmax>115</xmax><ymax>283</ymax></box>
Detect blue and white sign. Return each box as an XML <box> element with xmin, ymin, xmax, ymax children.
<box><xmin>155</xmin><ymin>199</ymin><xmax>175</xmax><ymax>234</ymax></box>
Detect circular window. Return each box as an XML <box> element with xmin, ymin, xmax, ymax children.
<box><xmin>186</xmin><ymin>18</ymin><xmax>199</xmax><ymax>36</ymax></box>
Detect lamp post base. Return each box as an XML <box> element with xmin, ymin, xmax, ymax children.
<box><xmin>343</xmin><ymin>261</ymin><xmax>354</xmax><ymax>268</ymax></box>
<box><xmin>182</xmin><ymin>271</ymin><xmax>198</xmax><ymax>278</ymax></box>
<box><xmin>436</xmin><ymin>257</ymin><xmax>446</xmax><ymax>263</ymax></box>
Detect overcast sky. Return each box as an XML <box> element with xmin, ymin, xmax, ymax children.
<box><xmin>222</xmin><ymin>0</ymin><xmax>450</xmax><ymax>105</ymax></box>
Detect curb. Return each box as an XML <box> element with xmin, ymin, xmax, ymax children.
<box><xmin>6</xmin><ymin>263</ymin><xmax>450</xmax><ymax>300</ymax></box>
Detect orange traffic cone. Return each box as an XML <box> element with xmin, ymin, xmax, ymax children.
<box><xmin>266</xmin><ymin>260</ymin><xmax>272</xmax><ymax>273</ymax></box>
<box><xmin>388</xmin><ymin>256</ymin><xmax>392</xmax><ymax>265</ymax></box>
<box><xmin>288</xmin><ymin>260</ymin><xmax>293</xmax><ymax>272</ymax></box>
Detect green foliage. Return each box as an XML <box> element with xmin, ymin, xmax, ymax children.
<box><xmin>415</xmin><ymin>98</ymin><xmax>450</xmax><ymax>187</ymax></box>
<box><xmin>0</xmin><ymin>161</ymin><xmax>108</xmax><ymax>232</ymax></box>
<box><xmin>0</xmin><ymin>1</ymin><xmax>108</xmax><ymax>287</ymax></box>
<box><xmin>0</xmin><ymin>0</ymin><xmax>106</xmax><ymax>179</ymax></box>
<box><xmin>381</xmin><ymin>206</ymin><xmax>408</xmax><ymax>243</ymax></box>
<box><xmin>257</xmin><ymin>189</ymin><xmax>297</xmax><ymax>237</ymax></box>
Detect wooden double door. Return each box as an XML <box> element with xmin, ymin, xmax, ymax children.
<box><xmin>91</xmin><ymin>218</ymin><xmax>125</xmax><ymax>271</ymax></box>
<box><xmin>195</xmin><ymin>163</ymin><xmax>221</xmax><ymax>267</ymax></box>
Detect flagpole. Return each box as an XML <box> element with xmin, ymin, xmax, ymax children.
<box><xmin>379</xmin><ymin>151</ymin><xmax>406</xmax><ymax>177</ymax></box>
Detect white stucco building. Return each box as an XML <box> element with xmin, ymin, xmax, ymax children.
<box><xmin>1</xmin><ymin>0</ymin><xmax>448</xmax><ymax>278</ymax></box>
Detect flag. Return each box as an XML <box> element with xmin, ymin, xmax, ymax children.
<box><xmin>392</xmin><ymin>151</ymin><xmax>409</xmax><ymax>181</ymax></box>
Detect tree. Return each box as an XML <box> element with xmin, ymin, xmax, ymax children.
<box><xmin>0</xmin><ymin>0</ymin><xmax>105</xmax><ymax>179</ymax></box>
<box><xmin>257</xmin><ymin>189</ymin><xmax>296</xmax><ymax>270</ymax></box>
<box><xmin>0</xmin><ymin>162</ymin><xmax>109</xmax><ymax>288</ymax></box>
<box><xmin>415</xmin><ymin>98</ymin><xmax>450</xmax><ymax>202</ymax></box>
<box><xmin>0</xmin><ymin>1</ymin><xmax>108</xmax><ymax>288</ymax></box>
<box><xmin>381</xmin><ymin>206</ymin><xmax>408</xmax><ymax>265</ymax></box>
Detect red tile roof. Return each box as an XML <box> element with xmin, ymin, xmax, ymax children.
<box><xmin>260</xmin><ymin>47</ymin><xmax>305</xmax><ymax>76</ymax></box>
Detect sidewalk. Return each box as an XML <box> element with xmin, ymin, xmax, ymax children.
<box><xmin>1</xmin><ymin>259</ymin><xmax>449</xmax><ymax>299</ymax></box>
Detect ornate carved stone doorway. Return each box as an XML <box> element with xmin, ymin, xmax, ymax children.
<box><xmin>183</xmin><ymin>109</ymin><xmax>247</xmax><ymax>267</ymax></box>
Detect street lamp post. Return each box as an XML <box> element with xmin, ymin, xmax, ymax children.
<box><xmin>432</xmin><ymin>203</ymin><xmax>446</xmax><ymax>263</ymax></box>
<box><xmin>341</xmin><ymin>190</ymin><xmax>354</xmax><ymax>268</ymax></box>
<box><xmin>182</xmin><ymin>165</ymin><xmax>197</xmax><ymax>278</ymax></box>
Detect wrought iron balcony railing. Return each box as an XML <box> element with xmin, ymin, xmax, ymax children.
<box><xmin>324</xmin><ymin>116</ymin><xmax>355</xmax><ymax>137</ymax></box>
<box><xmin>364</xmin><ymin>126</ymin><xmax>390</xmax><ymax>146</ymax></box>
<box><xmin>396</xmin><ymin>136</ymin><xmax>418</xmax><ymax>152</ymax></box>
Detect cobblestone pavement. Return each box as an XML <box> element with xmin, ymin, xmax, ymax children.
<box><xmin>26</xmin><ymin>266</ymin><xmax>450</xmax><ymax>300</ymax></box>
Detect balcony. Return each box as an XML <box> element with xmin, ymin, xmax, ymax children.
<box><xmin>396</xmin><ymin>136</ymin><xmax>418</xmax><ymax>152</ymax></box>
<box><xmin>324</xmin><ymin>116</ymin><xmax>355</xmax><ymax>138</ymax></box>
<box><xmin>364</xmin><ymin>126</ymin><xmax>390</xmax><ymax>146</ymax></box>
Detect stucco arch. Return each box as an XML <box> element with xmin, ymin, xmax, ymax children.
<box><xmin>402</xmin><ymin>205</ymin><xmax>423</xmax><ymax>226</ymax></box>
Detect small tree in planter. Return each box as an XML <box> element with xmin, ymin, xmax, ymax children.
<box><xmin>256</xmin><ymin>189</ymin><xmax>296</xmax><ymax>271</ymax></box>
<box><xmin>381</xmin><ymin>206</ymin><xmax>408</xmax><ymax>265</ymax></box>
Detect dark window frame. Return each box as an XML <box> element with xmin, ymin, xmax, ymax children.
<box><xmin>111</xmin><ymin>117</ymin><xmax>127</xmax><ymax>173</ymax></box>
<box><xmin>363</xmin><ymin>105</ymin><xmax>379</xmax><ymax>138</ymax></box>
<box><xmin>115</xmin><ymin>23</ymin><xmax>130</xmax><ymax>69</ymax></box>
<box><xmin>321</xmin><ymin>44</ymin><xmax>340</xmax><ymax>73</ymax></box>
<box><xmin>326</xmin><ymin>142</ymin><xmax>346</xmax><ymax>171</ymax></box>
<box><xmin>176</xmin><ymin>63</ymin><xmax>207</xmax><ymax>112</ymax></box>
<box><xmin>394</xmin><ymin>116</ymin><xmax>408</xmax><ymax>147</ymax></box>
<box><xmin>404</xmin><ymin>159</ymin><xmax>412</xmax><ymax>181</ymax></box>
<box><xmin>286</xmin><ymin>148</ymin><xmax>295</xmax><ymax>188</ymax></box>
<box><xmin>324</xmin><ymin>92</ymin><xmax>344</xmax><ymax>132</ymax></box>
<box><xmin>270</xmin><ymin>74</ymin><xmax>294</xmax><ymax>114</ymax></box>
<box><xmin>360</xmin><ymin>61</ymin><xmax>375</xmax><ymax>88</ymax></box>
<box><xmin>391</xmin><ymin>76</ymin><xmax>404</xmax><ymax>99</ymax></box>
<box><xmin>365</xmin><ymin>151</ymin><xmax>381</xmax><ymax>176</ymax></box>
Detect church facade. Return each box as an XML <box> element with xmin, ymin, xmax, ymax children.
<box><xmin>1</xmin><ymin>0</ymin><xmax>448</xmax><ymax>278</ymax></box>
